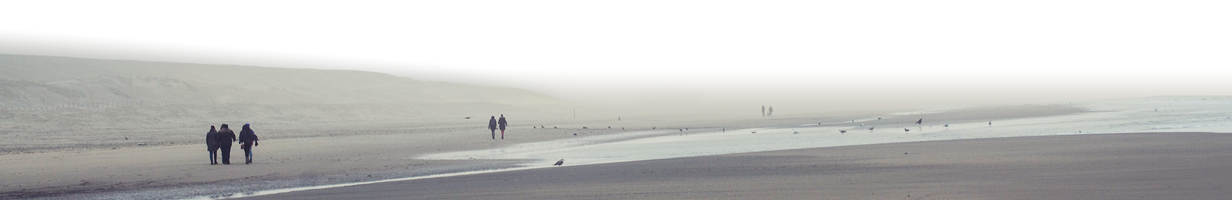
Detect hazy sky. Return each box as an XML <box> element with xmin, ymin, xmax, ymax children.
<box><xmin>514</xmin><ymin>29</ymin><xmax>1232</xmax><ymax>114</ymax></box>
<box><xmin>0</xmin><ymin>28</ymin><xmax>510</xmax><ymax>70</ymax></box>
<box><xmin>3</xmin><ymin>1</ymin><xmax>1230</xmax><ymax>114</ymax></box>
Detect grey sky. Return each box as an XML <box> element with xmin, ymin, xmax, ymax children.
<box><xmin>0</xmin><ymin>28</ymin><xmax>510</xmax><ymax>70</ymax></box>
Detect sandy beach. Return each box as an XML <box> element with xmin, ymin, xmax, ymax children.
<box><xmin>246</xmin><ymin>132</ymin><xmax>1232</xmax><ymax>200</ymax></box>
<box><xmin>2</xmin><ymin>104</ymin><xmax>1086</xmax><ymax>199</ymax></box>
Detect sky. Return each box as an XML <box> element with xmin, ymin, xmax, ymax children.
<box><xmin>2</xmin><ymin>1</ymin><xmax>1230</xmax><ymax>114</ymax></box>
<box><xmin>0</xmin><ymin>28</ymin><xmax>510</xmax><ymax>70</ymax></box>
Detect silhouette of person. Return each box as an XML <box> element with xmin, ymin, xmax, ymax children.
<box><xmin>238</xmin><ymin>124</ymin><xmax>259</xmax><ymax>164</ymax></box>
<box><xmin>488</xmin><ymin>116</ymin><xmax>497</xmax><ymax>139</ymax></box>
<box><xmin>768</xmin><ymin>106</ymin><xmax>774</xmax><ymax>117</ymax></box>
<box><xmin>498</xmin><ymin>114</ymin><xmax>508</xmax><ymax>139</ymax></box>
<box><xmin>217</xmin><ymin>124</ymin><xmax>237</xmax><ymax>164</ymax></box>
<box><xmin>206</xmin><ymin>126</ymin><xmax>219</xmax><ymax>165</ymax></box>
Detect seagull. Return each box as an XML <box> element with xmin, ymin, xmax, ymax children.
<box><xmin>988</xmin><ymin>121</ymin><xmax>992</xmax><ymax>126</ymax></box>
<box><xmin>869</xmin><ymin>126</ymin><xmax>875</xmax><ymax>131</ymax></box>
<box><xmin>554</xmin><ymin>126</ymin><xmax>558</xmax><ymax>129</ymax></box>
<box><xmin>554</xmin><ymin>159</ymin><xmax>564</xmax><ymax>166</ymax></box>
<box><xmin>904</xmin><ymin>128</ymin><xmax>910</xmax><ymax>132</ymax></box>
<box><xmin>840</xmin><ymin>130</ymin><xmax>847</xmax><ymax>134</ymax></box>
<box><xmin>793</xmin><ymin>129</ymin><xmax>798</xmax><ymax>134</ymax></box>
<box><xmin>915</xmin><ymin>119</ymin><xmax>922</xmax><ymax>125</ymax></box>
<box><xmin>751</xmin><ymin>130</ymin><xmax>757</xmax><ymax>134</ymax></box>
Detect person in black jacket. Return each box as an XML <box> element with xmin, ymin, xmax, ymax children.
<box><xmin>488</xmin><ymin>116</ymin><xmax>497</xmax><ymax>140</ymax></box>
<box><xmin>498</xmin><ymin>114</ymin><xmax>508</xmax><ymax>139</ymax></box>
<box><xmin>206</xmin><ymin>126</ymin><xmax>220</xmax><ymax>165</ymax></box>
<box><xmin>238</xmin><ymin>124</ymin><xmax>259</xmax><ymax>164</ymax></box>
<box><xmin>217</xmin><ymin>124</ymin><xmax>237</xmax><ymax>164</ymax></box>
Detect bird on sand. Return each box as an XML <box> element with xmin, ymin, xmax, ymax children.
<box><xmin>554</xmin><ymin>159</ymin><xmax>564</xmax><ymax>166</ymax></box>
<box><xmin>904</xmin><ymin>128</ymin><xmax>910</xmax><ymax>133</ymax></box>
<box><xmin>840</xmin><ymin>130</ymin><xmax>847</xmax><ymax>134</ymax></box>
<box><xmin>915</xmin><ymin>119</ymin><xmax>922</xmax><ymax>125</ymax></box>
<box><xmin>869</xmin><ymin>126</ymin><xmax>875</xmax><ymax>131</ymax></box>
<box><xmin>793</xmin><ymin>129</ymin><xmax>798</xmax><ymax>134</ymax></box>
<box><xmin>988</xmin><ymin>121</ymin><xmax>992</xmax><ymax>126</ymax></box>
<box><xmin>751</xmin><ymin>130</ymin><xmax>757</xmax><ymax>134</ymax></box>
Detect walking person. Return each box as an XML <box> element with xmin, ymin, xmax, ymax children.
<box><xmin>498</xmin><ymin>114</ymin><xmax>508</xmax><ymax>139</ymax></box>
<box><xmin>217</xmin><ymin>124</ymin><xmax>237</xmax><ymax>164</ymax></box>
<box><xmin>206</xmin><ymin>126</ymin><xmax>220</xmax><ymax>165</ymax></box>
<box><xmin>488</xmin><ymin>116</ymin><xmax>498</xmax><ymax>139</ymax></box>
<box><xmin>238</xmin><ymin>124</ymin><xmax>259</xmax><ymax>164</ymax></box>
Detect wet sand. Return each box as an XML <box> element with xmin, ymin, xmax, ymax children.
<box><xmin>247</xmin><ymin>132</ymin><xmax>1232</xmax><ymax>200</ymax></box>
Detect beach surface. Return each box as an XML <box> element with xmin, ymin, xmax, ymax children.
<box><xmin>247</xmin><ymin>132</ymin><xmax>1232</xmax><ymax>200</ymax></box>
<box><xmin>6</xmin><ymin>96</ymin><xmax>1232</xmax><ymax>199</ymax></box>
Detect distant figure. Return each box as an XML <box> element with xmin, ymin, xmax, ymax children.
<box><xmin>679</xmin><ymin>129</ymin><xmax>682</xmax><ymax>131</ymax></box>
<box><xmin>944</xmin><ymin>124</ymin><xmax>949</xmax><ymax>130</ymax></box>
<box><xmin>498</xmin><ymin>115</ymin><xmax>508</xmax><ymax>139</ymax></box>
<box><xmin>915</xmin><ymin>119</ymin><xmax>922</xmax><ymax>125</ymax></box>
<box><xmin>869</xmin><ymin>126</ymin><xmax>875</xmax><ymax>132</ymax></box>
<box><xmin>238</xmin><ymin>124</ymin><xmax>259</xmax><ymax>164</ymax></box>
<box><xmin>653</xmin><ymin>127</ymin><xmax>656</xmax><ymax>129</ymax></box>
<box><xmin>541</xmin><ymin>125</ymin><xmax>545</xmax><ymax>128</ymax></box>
<box><xmin>685</xmin><ymin>128</ymin><xmax>688</xmax><ymax>130</ymax></box>
<box><xmin>722</xmin><ymin>128</ymin><xmax>725</xmax><ymax>132</ymax></box>
<box><xmin>206</xmin><ymin>126</ymin><xmax>220</xmax><ymax>165</ymax></box>
<box><xmin>488</xmin><ymin>116</ymin><xmax>498</xmax><ymax>139</ymax></box>
<box><xmin>608</xmin><ymin>126</ymin><xmax>611</xmax><ymax>129</ymax></box>
<box><xmin>768</xmin><ymin>106</ymin><xmax>773</xmax><ymax>117</ymax></box>
<box><xmin>878</xmin><ymin>117</ymin><xmax>882</xmax><ymax>120</ymax></box>
<box><xmin>217</xmin><ymin>124</ymin><xmax>237</xmax><ymax>165</ymax></box>
<box><xmin>762</xmin><ymin>105</ymin><xmax>766</xmax><ymax>117</ymax></box>
<box><xmin>554</xmin><ymin>159</ymin><xmax>565</xmax><ymax>166</ymax></box>
<box><xmin>619</xmin><ymin>117</ymin><xmax>621</xmax><ymax>121</ymax></box>
<box><xmin>989</xmin><ymin>121</ymin><xmax>992</xmax><ymax>126</ymax></box>
<box><xmin>840</xmin><ymin>130</ymin><xmax>846</xmax><ymax>134</ymax></box>
<box><xmin>554</xmin><ymin>126</ymin><xmax>558</xmax><ymax>129</ymax></box>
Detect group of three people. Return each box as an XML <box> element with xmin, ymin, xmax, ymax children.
<box><xmin>205</xmin><ymin>123</ymin><xmax>259</xmax><ymax>165</ymax></box>
<box><xmin>488</xmin><ymin>114</ymin><xmax>508</xmax><ymax>139</ymax></box>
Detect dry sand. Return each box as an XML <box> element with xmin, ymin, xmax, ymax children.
<box><xmin>247</xmin><ymin>132</ymin><xmax>1232</xmax><ymax>200</ymax></box>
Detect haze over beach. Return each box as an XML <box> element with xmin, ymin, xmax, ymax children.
<box><xmin>3</xmin><ymin>1</ymin><xmax>1232</xmax><ymax>199</ymax></box>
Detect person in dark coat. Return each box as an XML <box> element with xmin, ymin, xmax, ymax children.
<box><xmin>498</xmin><ymin>114</ymin><xmax>508</xmax><ymax>139</ymax></box>
<box><xmin>206</xmin><ymin>126</ymin><xmax>220</xmax><ymax>165</ymax></box>
<box><xmin>238</xmin><ymin>123</ymin><xmax>259</xmax><ymax>164</ymax></box>
<box><xmin>217</xmin><ymin>124</ymin><xmax>237</xmax><ymax>164</ymax></box>
<box><xmin>488</xmin><ymin>116</ymin><xmax>497</xmax><ymax>139</ymax></box>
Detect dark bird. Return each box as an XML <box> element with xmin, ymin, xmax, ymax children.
<box><xmin>464</xmin><ymin>117</ymin><xmax>471</xmax><ymax>119</ymax></box>
<box><xmin>608</xmin><ymin>126</ymin><xmax>611</xmax><ymax>129</ymax></box>
<box><xmin>554</xmin><ymin>126</ymin><xmax>558</xmax><ymax>129</ymax></box>
<box><xmin>840</xmin><ymin>130</ymin><xmax>847</xmax><ymax>133</ymax></box>
<box><xmin>653</xmin><ymin>127</ymin><xmax>656</xmax><ymax>129</ymax></box>
<box><xmin>915</xmin><ymin>119</ymin><xmax>922</xmax><ymax>125</ymax></box>
<box><xmin>125</xmin><ymin>137</ymin><xmax>128</xmax><ymax>140</ymax></box>
<box><xmin>679</xmin><ymin>129</ymin><xmax>683</xmax><ymax>131</ymax></box>
<box><xmin>554</xmin><ymin>159</ymin><xmax>564</xmax><ymax>166</ymax></box>
<box><xmin>904</xmin><ymin>128</ymin><xmax>910</xmax><ymax>132</ymax></box>
<box><xmin>869</xmin><ymin>126</ymin><xmax>875</xmax><ymax>131</ymax></box>
<box><xmin>988</xmin><ymin>121</ymin><xmax>992</xmax><ymax>126</ymax></box>
<box><xmin>573</xmin><ymin>133</ymin><xmax>577</xmax><ymax>136</ymax></box>
<box><xmin>878</xmin><ymin>117</ymin><xmax>882</xmax><ymax>120</ymax></box>
<box><xmin>751</xmin><ymin>130</ymin><xmax>757</xmax><ymax>134</ymax></box>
